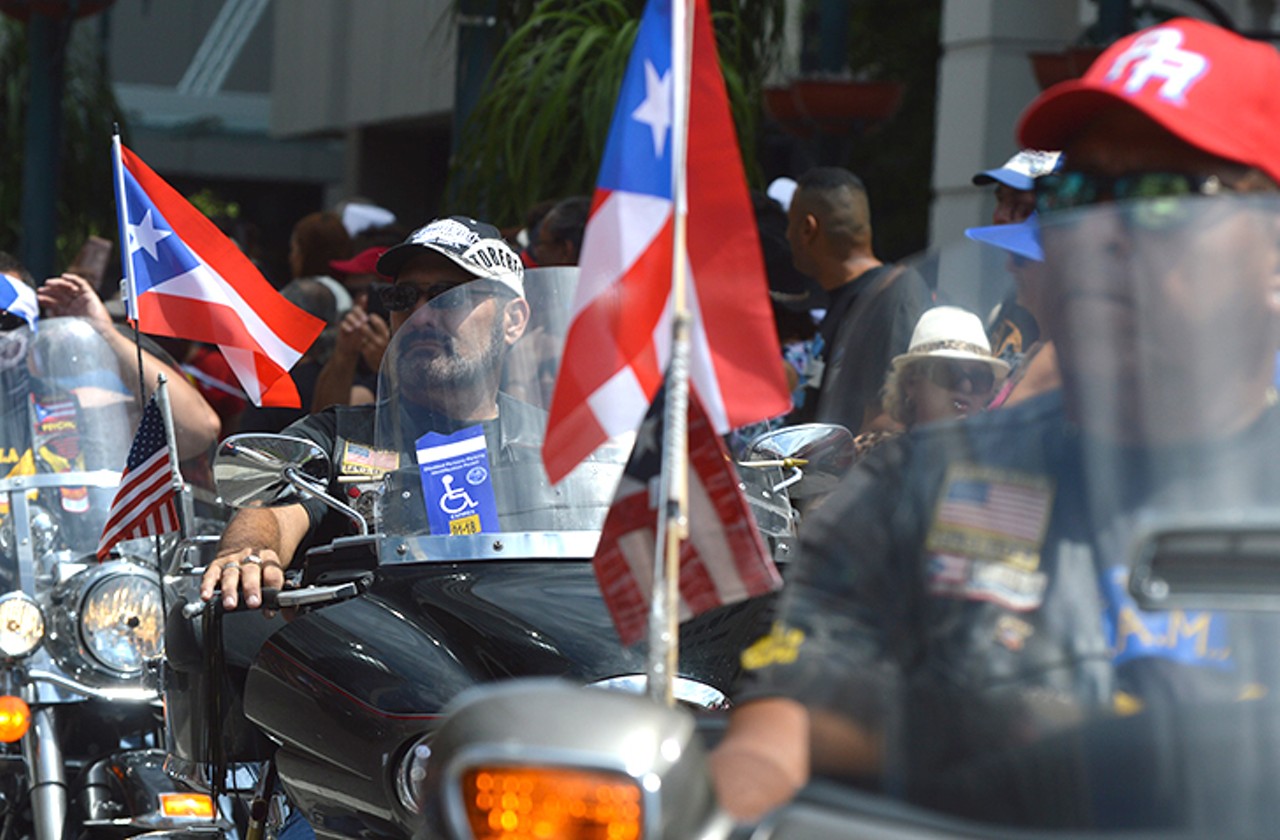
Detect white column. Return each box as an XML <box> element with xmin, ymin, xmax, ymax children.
<box><xmin>930</xmin><ymin>0</ymin><xmax>1083</xmax><ymax>250</ymax></box>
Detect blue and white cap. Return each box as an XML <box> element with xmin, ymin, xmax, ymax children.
<box><xmin>0</xmin><ymin>274</ymin><xmax>39</xmax><ymax>328</ymax></box>
<box><xmin>971</xmin><ymin>150</ymin><xmax>1062</xmax><ymax>192</ymax></box>
<box><xmin>965</xmin><ymin>213</ymin><xmax>1043</xmax><ymax>263</ymax></box>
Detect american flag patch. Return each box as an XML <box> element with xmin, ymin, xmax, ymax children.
<box><xmin>340</xmin><ymin>442</ymin><xmax>399</xmax><ymax>477</ymax></box>
<box><xmin>933</xmin><ymin>465</ymin><xmax>1052</xmax><ymax>546</ymax></box>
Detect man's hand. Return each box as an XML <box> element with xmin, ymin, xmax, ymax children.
<box><xmin>200</xmin><ymin>547</ymin><xmax>287</xmax><ymax>610</ymax></box>
<box><xmin>38</xmin><ymin>273</ymin><xmax>112</xmax><ymax>330</ymax></box>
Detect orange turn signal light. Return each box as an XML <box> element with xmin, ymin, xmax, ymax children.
<box><xmin>159</xmin><ymin>792</ymin><xmax>216</xmax><ymax>819</ymax></box>
<box><xmin>0</xmin><ymin>696</ymin><xmax>30</xmax><ymax>742</ymax></box>
<box><xmin>462</xmin><ymin>765</ymin><xmax>642</xmax><ymax>840</ymax></box>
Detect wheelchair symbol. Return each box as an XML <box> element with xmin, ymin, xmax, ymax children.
<box><xmin>438</xmin><ymin>474</ymin><xmax>479</xmax><ymax>515</ymax></box>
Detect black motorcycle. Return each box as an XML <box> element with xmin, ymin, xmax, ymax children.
<box><xmin>0</xmin><ymin>318</ymin><xmax>227</xmax><ymax>840</ymax></box>
<box><xmin>161</xmin><ymin>268</ymin><xmax>847</xmax><ymax>840</ymax></box>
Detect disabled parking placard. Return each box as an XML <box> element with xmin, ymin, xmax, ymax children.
<box><xmin>415</xmin><ymin>425</ymin><xmax>499</xmax><ymax>535</ymax></box>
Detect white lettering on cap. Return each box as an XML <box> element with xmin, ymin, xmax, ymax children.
<box><xmin>462</xmin><ymin>239</ymin><xmax>523</xmax><ymax>280</ymax></box>
<box><xmin>414</xmin><ymin>218</ymin><xmax>479</xmax><ymax>251</ymax></box>
<box><xmin>1103</xmin><ymin>28</ymin><xmax>1208</xmax><ymax>105</ymax></box>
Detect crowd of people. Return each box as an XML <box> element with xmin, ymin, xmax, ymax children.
<box><xmin>3</xmin><ymin>13</ymin><xmax>1276</xmax><ymax>833</ymax></box>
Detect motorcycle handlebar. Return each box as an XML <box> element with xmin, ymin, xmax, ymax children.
<box><xmin>181</xmin><ymin>581</ymin><xmax>359</xmax><ymax>619</ymax></box>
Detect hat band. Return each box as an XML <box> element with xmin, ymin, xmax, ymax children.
<box><xmin>911</xmin><ymin>339</ymin><xmax>989</xmax><ymax>357</ymax></box>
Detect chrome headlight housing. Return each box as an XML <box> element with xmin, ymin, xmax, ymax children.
<box><xmin>0</xmin><ymin>592</ymin><xmax>44</xmax><ymax>658</ymax></box>
<box><xmin>65</xmin><ymin>562</ymin><xmax>164</xmax><ymax>676</ymax></box>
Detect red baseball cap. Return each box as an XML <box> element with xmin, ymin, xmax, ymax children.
<box><xmin>329</xmin><ymin>246</ymin><xmax>388</xmax><ymax>276</ymax></box>
<box><xmin>1019</xmin><ymin>18</ymin><xmax>1280</xmax><ymax>185</ymax></box>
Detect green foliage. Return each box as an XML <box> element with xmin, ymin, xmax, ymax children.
<box><xmin>188</xmin><ymin>189</ymin><xmax>241</xmax><ymax>221</ymax></box>
<box><xmin>842</xmin><ymin>0</ymin><xmax>941</xmax><ymax>260</ymax></box>
<box><xmin>0</xmin><ymin>16</ymin><xmax>127</xmax><ymax>270</ymax></box>
<box><xmin>448</xmin><ymin>0</ymin><xmax>784</xmax><ymax>227</ymax></box>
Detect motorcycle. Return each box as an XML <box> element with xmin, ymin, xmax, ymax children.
<box><xmin>161</xmin><ymin>268</ymin><xmax>851</xmax><ymax>840</ymax></box>
<box><xmin>415</xmin><ymin>194</ymin><xmax>1280</xmax><ymax>839</ymax></box>
<box><xmin>0</xmin><ymin>317</ymin><xmax>228</xmax><ymax>840</ymax></box>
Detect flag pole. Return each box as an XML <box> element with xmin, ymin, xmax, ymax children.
<box><xmin>647</xmin><ymin>0</ymin><xmax>696</xmax><ymax>707</ymax></box>
<box><xmin>111</xmin><ymin>128</ymin><xmax>140</xmax><ymax>324</ymax></box>
<box><xmin>154</xmin><ymin>374</ymin><xmax>192</xmax><ymax>540</ymax></box>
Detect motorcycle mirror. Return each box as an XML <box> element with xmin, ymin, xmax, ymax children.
<box><xmin>419</xmin><ymin>678</ymin><xmax>729</xmax><ymax>840</ymax></box>
<box><xmin>213</xmin><ymin>434</ymin><xmax>331</xmax><ymax>509</ymax></box>
<box><xmin>742</xmin><ymin>423</ymin><xmax>856</xmax><ymax>499</ymax></box>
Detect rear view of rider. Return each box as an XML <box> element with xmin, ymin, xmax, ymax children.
<box><xmin>202</xmin><ymin>216</ymin><xmax>530</xmax><ymax>610</ymax></box>
<box><xmin>712</xmin><ymin>18</ymin><xmax>1280</xmax><ymax>830</ymax></box>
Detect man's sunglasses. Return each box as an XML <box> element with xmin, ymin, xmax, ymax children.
<box><xmin>922</xmin><ymin>360</ymin><xmax>996</xmax><ymax>395</ymax></box>
<box><xmin>1034</xmin><ymin>171</ymin><xmax>1228</xmax><ymax>230</ymax></box>
<box><xmin>377</xmin><ymin>280</ymin><xmax>506</xmax><ymax>312</ymax></box>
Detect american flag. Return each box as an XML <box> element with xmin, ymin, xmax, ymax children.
<box><xmin>96</xmin><ymin>394</ymin><xmax>179</xmax><ymax>561</ymax></box>
<box><xmin>592</xmin><ymin>383</ymin><xmax>782</xmax><ymax>646</ymax></box>
<box><xmin>935</xmin><ymin>475</ymin><xmax>1051</xmax><ymax>544</ymax></box>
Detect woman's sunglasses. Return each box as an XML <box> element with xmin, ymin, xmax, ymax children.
<box><xmin>922</xmin><ymin>360</ymin><xmax>996</xmax><ymax>395</ymax></box>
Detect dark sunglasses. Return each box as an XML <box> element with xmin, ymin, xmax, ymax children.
<box><xmin>377</xmin><ymin>280</ymin><xmax>505</xmax><ymax>312</ymax></box>
<box><xmin>1034</xmin><ymin>171</ymin><xmax>1228</xmax><ymax>230</ymax></box>
<box><xmin>922</xmin><ymin>360</ymin><xmax>996</xmax><ymax>395</ymax></box>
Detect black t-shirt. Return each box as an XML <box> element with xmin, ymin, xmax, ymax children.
<box><xmin>738</xmin><ymin>393</ymin><xmax>1280</xmax><ymax>825</ymax></box>
<box><xmin>800</xmin><ymin>264</ymin><xmax>930</xmax><ymax>432</ymax></box>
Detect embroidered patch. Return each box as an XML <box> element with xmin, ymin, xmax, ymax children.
<box><xmin>995</xmin><ymin>614</ymin><xmax>1035</xmax><ymax>651</ymax></box>
<box><xmin>926</xmin><ymin>463</ymin><xmax>1054</xmax><ymax>565</ymax></box>
<box><xmin>740</xmin><ymin>622</ymin><xmax>806</xmax><ymax>670</ymax></box>
<box><xmin>340</xmin><ymin>441</ymin><xmax>399</xmax><ymax>477</ymax></box>
<box><xmin>925</xmin><ymin>553</ymin><xmax>1048</xmax><ymax>611</ymax></box>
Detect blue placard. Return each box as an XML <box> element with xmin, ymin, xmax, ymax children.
<box><xmin>415</xmin><ymin>425</ymin><xmax>500</xmax><ymax>535</ymax></box>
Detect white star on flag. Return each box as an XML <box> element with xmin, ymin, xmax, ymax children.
<box><xmin>128</xmin><ymin>209</ymin><xmax>172</xmax><ymax>261</ymax></box>
<box><xmin>631</xmin><ymin>59</ymin><xmax>672</xmax><ymax>158</ymax></box>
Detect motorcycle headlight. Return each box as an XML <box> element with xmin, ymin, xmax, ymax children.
<box><xmin>395</xmin><ymin>735</ymin><xmax>433</xmax><ymax>815</ymax></box>
<box><xmin>0</xmin><ymin>593</ymin><xmax>44</xmax><ymax>658</ymax></box>
<box><xmin>79</xmin><ymin>568</ymin><xmax>163</xmax><ymax>675</ymax></box>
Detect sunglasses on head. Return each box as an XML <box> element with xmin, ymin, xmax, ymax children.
<box><xmin>922</xmin><ymin>360</ymin><xmax>996</xmax><ymax>395</ymax></box>
<box><xmin>377</xmin><ymin>280</ymin><xmax>506</xmax><ymax>312</ymax></box>
<box><xmin>1034</xmin><ymin>171</ymin><xmax>1230</xmax><ymax>231</ymax></box>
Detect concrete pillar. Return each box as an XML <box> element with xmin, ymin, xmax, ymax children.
<box><xmin>930</xmin><ymin>0</ymin><xmax>1081</xmax><ymax>250</ymax></box>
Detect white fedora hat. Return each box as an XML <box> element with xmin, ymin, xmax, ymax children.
<box><xmin>891</xmin><ymin>306</ymin><xmax>1010</xmax><ymax>376</ymax></box>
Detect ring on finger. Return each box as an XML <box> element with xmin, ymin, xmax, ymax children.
<box><xmin>240</xmin><ymin>554</ymin><xmax>263</xmax><ymax>567</ymax></box>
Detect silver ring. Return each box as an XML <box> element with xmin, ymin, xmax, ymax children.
<box><xmin>240</xmin><ymin>554</ymin><xmax>263</xmax><ymax>566</ymax></box>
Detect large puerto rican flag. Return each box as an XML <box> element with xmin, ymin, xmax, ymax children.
<box><xmin>541</xmin><ymin>0</ymin><xmax>791</xmax><ymax>483</ymax></box>
<box><xmin>112</xmin><ymin>138</ymin><xmax>324</xmax><ymax>407</ymax></box>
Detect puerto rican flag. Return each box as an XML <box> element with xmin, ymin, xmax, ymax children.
<box><xmin>112</xmin><ymin>139</ymin><xmax>324</xmax><ymax>407</ymax></box>
<box><xmin>541</xmin><ymin>0</ymin><xmax>791</xmax><ymax>483</ymax></box>
<box><xmin>593</xmin><ymin>382</ymin><xmax>781</xmax><ymax>645</ymax></box>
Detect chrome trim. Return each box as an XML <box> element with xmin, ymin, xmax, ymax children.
<box><xmin>589</xmin><ymin>675</ymin><xmax>730</xmax><ymax>710</ymax></box>
<box><xmin>163</xmin><ymin>753</ymin><xmax>262</xmax><ymax>794</ymax></box>
<box><xmin>26</xmin><ymin>670</ymin><xmax>159</xmax><ymax>703</ymax></box>
<box><xmin>378</xmin><ymin>531</ymin><xmax>600</xmax><ymax>564</ymax></box>
<box><xmin>0</xmin><ymin>470</ymin><xmax>123</xmax><ymax>493</ymax></box>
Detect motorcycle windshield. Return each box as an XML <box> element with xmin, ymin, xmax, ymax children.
<box><xmin>773</xmin><ymin>194</ymin><xmax>1280</xmax><ymax>834</ymax></box>
<box><xmin>0</xmin><ymin>318</ymin><xmax>139</xmax><ymax>559</ymax></box>
<box><xmin>372</xmin><ymin>267</ymin><xmax>630</xmax><ymax>561</ymax></box>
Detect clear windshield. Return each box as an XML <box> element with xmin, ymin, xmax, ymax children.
<box><xmin>777</xmin><ymin>194</ymin><xmax>1280</xmax><ymax>834</ymax></box>
<box><xmin>0</xmin><ymin>318</ymin><xmax>139</xmax><ymax>563</ymax></box>
<box><xmin>372</xmin><ymin>267</ymin><xmax>629</xmax><ymax>560</ymax></box>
